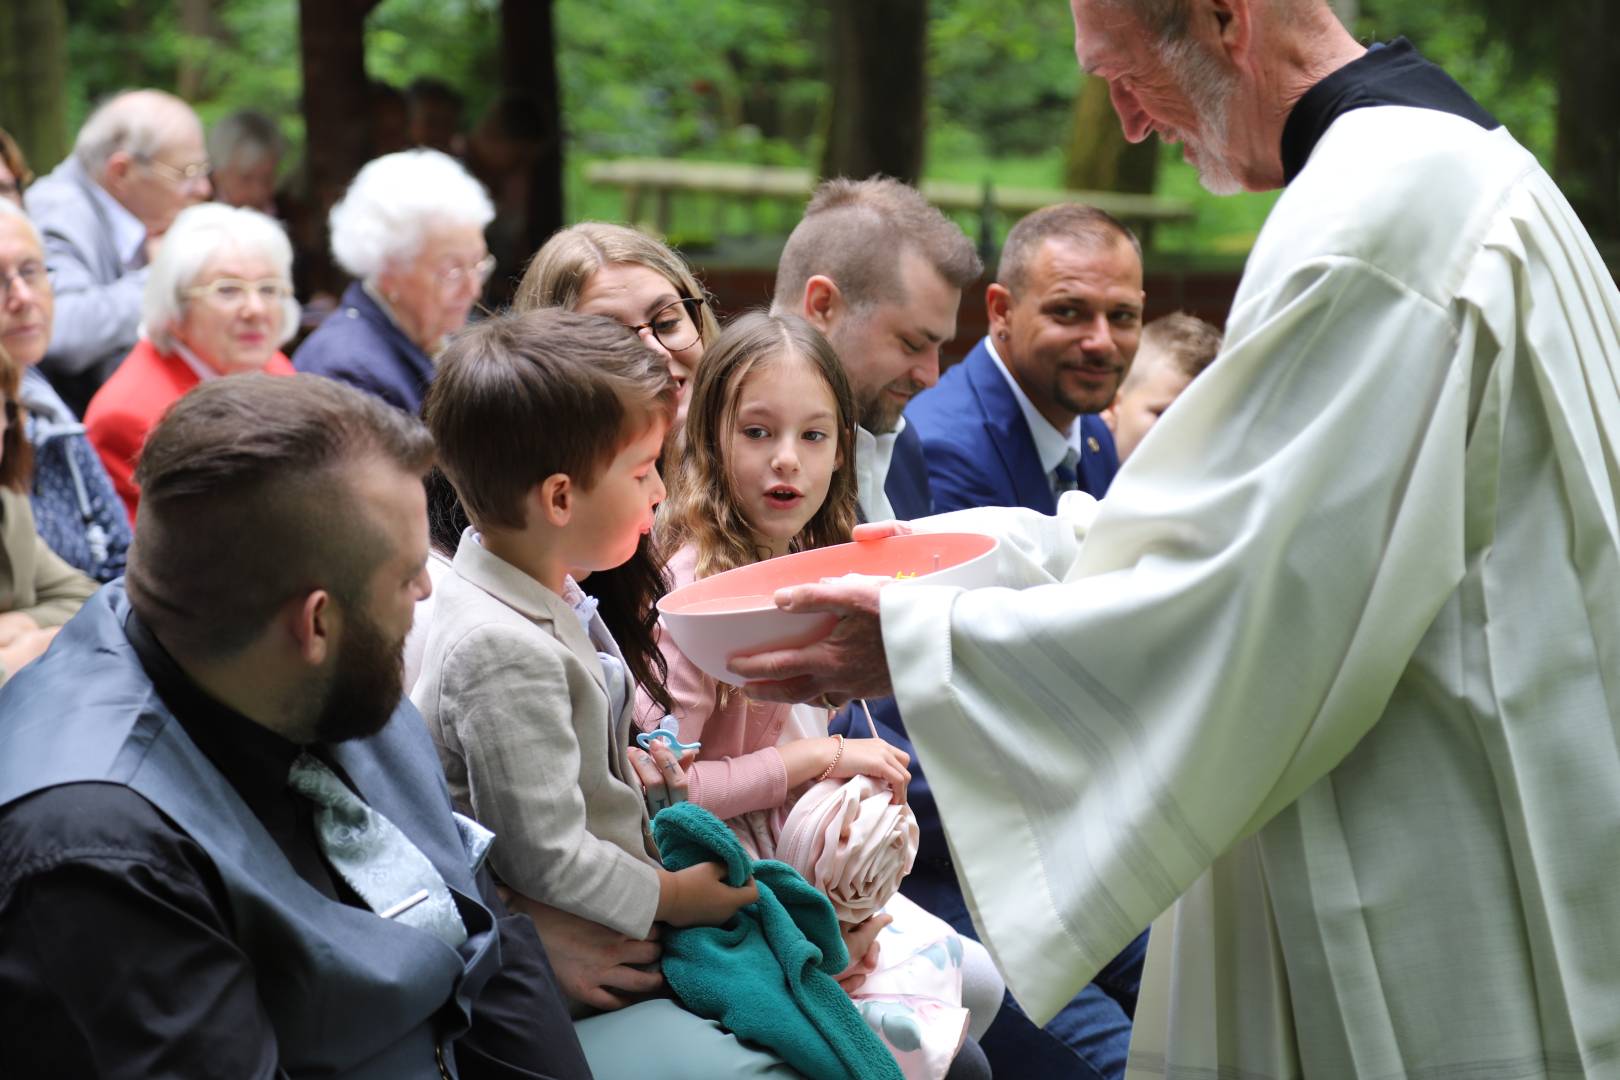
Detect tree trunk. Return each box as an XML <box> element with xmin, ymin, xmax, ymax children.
<box><xmin>1063</xmin><ymin>74</ymin><xmax>1158</xmax><ymax>194</ymax></box>
<box><xmin>501</xmin><ymin>0</ymin><xmax>565</xmax><ymax>252</ymax></box>
<box><xmin>1553</xmin><ymin>2</ymin><xmax>1620</xmax><ymax>240</ymax></box>
<box><xmin>819</xmin><ymin>0</ymin><xmax>929</xmax><ymax>184</ymax></box>
<box><xmin>0</xmin><ymin>0</ymin><xmax>69</xmax><ymax>174</ymax></box>
<box><xmin>295</xmin><ymin>0</ymin><xmax>376</xmax><ymax>296</ymax></box>
<box><xmin>178</xmin><ymin>0</ymin><xmax>228</xmax><ymax>102</ymax></box>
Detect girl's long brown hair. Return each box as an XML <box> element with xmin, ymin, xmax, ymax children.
<box><xmin>659</xmin><ymin>311</ymin><xmax>858</xmax><ymax>581</ymax></box>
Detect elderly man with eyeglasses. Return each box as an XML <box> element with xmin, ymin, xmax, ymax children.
<box><xmin>294</xmin><ymin>150</ymin><xmax>496</xmax><ymax>417</ymax></box>
<box><xmin>24</xmin><ymin>89</ymin><xmax>212</xmax><ymax>416</ymax></box>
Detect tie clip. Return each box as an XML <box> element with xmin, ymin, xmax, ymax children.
<box><xmin>379</xmin><ymin>888</ymin><xmax>431</xmax><ymax>920</ymax></box>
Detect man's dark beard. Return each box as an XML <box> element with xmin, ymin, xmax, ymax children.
<box><xmin>309</xmin><ymin>605</ymin><xmax>407</xmax><ymax>744</ymax></box>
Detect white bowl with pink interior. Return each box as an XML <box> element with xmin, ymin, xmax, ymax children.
<box><xmin>657</xmin><ymin>532</ymin><xmax>1000</xmax><ymax>686</ymax></box>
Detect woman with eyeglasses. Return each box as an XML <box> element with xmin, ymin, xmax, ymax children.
<box><xmin>293</xmin><ymin>149</ymin><xmax>494</xmax><ymax>416</ymax></box>
<box><xmin>85</xmin><ymin>203</ymin><xmax>297</xmax><ymax>521</ymax></box>
<box><xmin>516</xmin><ymin>222</ymin><xmax>718</xmax><ymax>436</ymax></box>
<box><xmin>0</xmin><ymin>339</ymin><xmax>97</xmax><ymax>684</ymax></box>
<box><xmin>0</xmin><ymin>200</ymin><xmax>132</xmax><ymax>583</ymax></box>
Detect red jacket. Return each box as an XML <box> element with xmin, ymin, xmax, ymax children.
<box><xmin>84</xmin><ymin>338</ymin><xmax>295</xmax><ymax>522</ymax></box>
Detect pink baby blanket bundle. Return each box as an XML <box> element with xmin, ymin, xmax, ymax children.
<box><xmin>732</xmin><ymin>774</ymin><xmax>969</xmax><ymax>1080</ymax></box>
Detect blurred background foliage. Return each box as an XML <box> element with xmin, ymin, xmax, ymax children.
<box><xmin>41</xmin><ymin>0</ymin><xmax>1571</xmax><ymax>258</ymax></box>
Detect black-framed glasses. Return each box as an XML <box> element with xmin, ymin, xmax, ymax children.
<box><xmin>0</xmin><ymin>261</ymin><xmax>48</xmax><ymax>303</ymax></box>
<box><xmin>628</xmin><ymin>297</ymin><xmax>705</xmax><ymax>353</ymax></box>
<box><xmin>141</xmin><ymin>156</ymin><xmax>212</xmax><ymax>188</ymax></box>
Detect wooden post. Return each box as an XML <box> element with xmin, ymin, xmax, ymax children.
<box><xmin>295</xmin><ymin>0</ymin><xmax>378</xmax><ymax>296</ymax></box>
<box><xmin>500</xmin><ymin>0</ymin><xmax>565</xmax><ymax>252</ymax></box>
<box><xmin>819</xmin><ymin>0</ymin><xmax>929</xmax><ymax>184</ymax></box>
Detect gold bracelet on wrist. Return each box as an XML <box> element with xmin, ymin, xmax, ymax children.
<box><xmin>817</xmin><ymin>734</ymin><xmax>845</xmax><ymax>782</ymax></box>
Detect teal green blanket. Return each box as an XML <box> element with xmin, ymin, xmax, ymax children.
<box><xmin>652</xmin><ymin>803</ymin><xmax>903</xmax><ymax>1080</ymax></box>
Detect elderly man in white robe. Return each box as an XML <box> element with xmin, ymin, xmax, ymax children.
<box><xmin>732</xmin><ymin>0</ymin><xmax>1620</xmax><ymax>1076</ymax></box>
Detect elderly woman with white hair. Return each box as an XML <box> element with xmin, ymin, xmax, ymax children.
<box><xmin>85</xmin><ymin>202</ymin><xmax>297</xmax><ymax>521</ymax></box>
<box><xmin>293</xmin><ymin>149</ymin><xmax>494</xmax><ymax>414</ymax></box>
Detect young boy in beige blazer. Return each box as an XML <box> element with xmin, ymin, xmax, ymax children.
<box><xmin>414</xmin><ymin>311</ymin><xmax>764</xmax><ymax>1040</ymax></box>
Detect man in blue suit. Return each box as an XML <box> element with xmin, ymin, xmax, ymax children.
<box><xmin>842</xmin><ymin>204</ymin><xmax>1151</xmax><ymax>1080</ymax></box>
<box><xmin>908</xmin><ymin>204</ymin><xmax>1145</xmax><ymax>513</ymax></box>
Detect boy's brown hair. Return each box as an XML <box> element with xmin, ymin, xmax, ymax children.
<box><xmin>425</xmin><ymin>309</ymin><xmax>675</xmax><ymax>532</ymax></box>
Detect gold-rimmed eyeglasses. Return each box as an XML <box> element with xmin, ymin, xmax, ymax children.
<box><xmin>141</xmin><ymin>156</ymin><xmax>212</xmax><ymax>188</ymax></box>
<box><xmin>182</xmin><ymin>277</ymin><xmax>293</xmax><ymax>309</ymax></box>
<box><xmin>436</xmin><ymin>254</ymin><xmax>497</xmax><ymax>294</ymax></box>
<box><xmin>627</xmin><ymin>297</ymin><xmax>705</xmax><ymax>353</ymax></box>
<box><xmin>0</xmin><ymin>261</ymin><xmax>48</xmax><ymax>304</ymax></box>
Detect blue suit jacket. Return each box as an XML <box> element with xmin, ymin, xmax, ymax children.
<box><xmin>880</xmin><ymin>422</ymin><xmax>933</xmax><ymax>522</ymax></box>
<box><xmin>905</xmin><ymin>338</ymin><xmax>1119</xmax><ymax>514</ymax></box>
<box><xmin>294</xmin><ymin>282</ymin><xmax>437</xmax><ymax>416</ymax></box>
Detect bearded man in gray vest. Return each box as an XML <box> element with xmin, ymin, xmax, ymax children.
<box><xmin>0</xmin><ymin>374</ymin><xmax>589</xmax><ymax>1078</ymax></box>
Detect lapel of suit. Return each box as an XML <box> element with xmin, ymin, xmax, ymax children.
<box><xmin>67</xmin><ymin>160</ymin><xmax>128</xmax><ymax>275</ymax></box>
<box><xmin>964</xmin><ymin>343</ymin><xmax>1057</xmax><ymax>514</ymax></box>
<box><xmin>1076</xmin><ymin>416</ymin><xmax>1120</xmax><ymax>498</ymax></box>
<box><xmin>449</xmin><ymin>536</ymin><xmax>611</xmax><ymax>701</ymax></box>
<box><xmin>885</xmin><ymin>424</ymin><xmax>932</xmax><ymax>521</ymax></box>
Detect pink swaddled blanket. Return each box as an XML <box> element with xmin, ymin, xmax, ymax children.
<box><xmin>776</xmin><ymin>775</ymin><xmax>919</xmax><ymax>923</ymax></box>
<box><xmin>732</xmin><ymin>775</ymin><xmax>968</xmax><ymax>1080</ymax></box>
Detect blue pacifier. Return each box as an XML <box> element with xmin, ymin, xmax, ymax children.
<box><xmin>636</xmin><ymin>714</ymin><xmax>702</xmax><ymax>756</ymax></box>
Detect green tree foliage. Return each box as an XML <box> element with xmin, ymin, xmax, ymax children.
<box><xmin>554</xmin><ymin>0</ymin><xmax>826</xmax><ymax>164</ymax></box>
<box><xmin>928</xmin><ymin>0</ymin><xmax>1077</xmax><ymax>161</ymax></box>
<box><xmin>63</xmin><ymin>0</ymin><xmax>304</xmax><ymax>153</ymax></box>
<box><xmin>1354</xmin><ymin>0</ymin><xmax>1556</xmax><ymax>163</ymax></box>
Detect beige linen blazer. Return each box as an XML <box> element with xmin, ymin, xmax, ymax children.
<box><xmin>412</xmin><ymin>532</ymin><xmax>661</xmax><ymax>938</ymax></box>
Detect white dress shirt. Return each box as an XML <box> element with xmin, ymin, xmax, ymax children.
<box><xmin>854</xmin><ymin>420</ymin><xmax>903</xmax><ymax>523</ymax></box>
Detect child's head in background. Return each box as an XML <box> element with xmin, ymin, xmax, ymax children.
<box><xmin>1106</xmin><ymin>311</ymin><xmax>1222</xmax><ymax>463</ymax></box>
<box><xmin>661</xmin><ymin>311</ymin><xmax>857</xmax><ymax>579</ymax></box>
<box><xmin>425</xmin><ymin>308</ymin><xmax>675</xmax><ymax>592</ymax></box>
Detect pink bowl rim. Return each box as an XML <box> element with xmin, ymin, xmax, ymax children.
<box><xmin>657</xmin><ymin>532</ymin><xmax>998</xmax><ymax>617</ymax></box>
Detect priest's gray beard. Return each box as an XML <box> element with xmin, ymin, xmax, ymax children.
<box><xmin>1159</xmin><ymin>37</ymin><xmax>1244</xmax><ymax>195</ymax></box>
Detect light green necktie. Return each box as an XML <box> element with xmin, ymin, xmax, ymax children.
<box><xmin>288</xmin><ymin>752</ymin><xmax>469</xmax><ymax>948</ymax></box>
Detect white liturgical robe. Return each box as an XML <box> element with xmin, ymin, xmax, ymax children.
<box><xmin>882</xmin><ymin>103</ymin><xmax>1620</xmax><ymax>1077</ymax></box>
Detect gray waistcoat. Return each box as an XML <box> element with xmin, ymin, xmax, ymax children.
<box><xmin>0</xmin><ymin>585</ymin><xmax>501</xmax><ymax>1078</ymax></box>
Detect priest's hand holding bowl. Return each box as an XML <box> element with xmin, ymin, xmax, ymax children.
<box><xmin>729</xmin><ymin>521</ymin><xmax>912</xmax><ymax>704</ymax></box>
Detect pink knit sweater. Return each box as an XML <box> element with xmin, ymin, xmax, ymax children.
<box><xmin>635</xmin><ymin>544</ymin><xmax>794</xmax><ymax>819</ymax></box>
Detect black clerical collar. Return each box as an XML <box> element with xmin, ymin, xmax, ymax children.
<box><xmin>1280</xmin><ymin>38</ymin><xmax>1500</xmax><ymax>185</ymax></box>
<box><xmin>124</xmin><ymin>610</ymin><xmax>305</xmax><ymax>807</ymax></box>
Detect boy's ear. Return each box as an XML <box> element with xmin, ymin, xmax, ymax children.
<box><xmin>537</xmin><ymin>473</ymin><xmax>572</xmax><ymax>527</ymax></box>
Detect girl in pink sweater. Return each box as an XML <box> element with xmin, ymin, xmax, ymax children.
<box><xmin>640</xmin><ymin>310</ymin><xmax>1002</xmax><ymax>1080</ymax></box>
<box><xmin>639</xmin><ymin>310</ymin><xmax>910</xmax><ymax>821</ymax></box>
